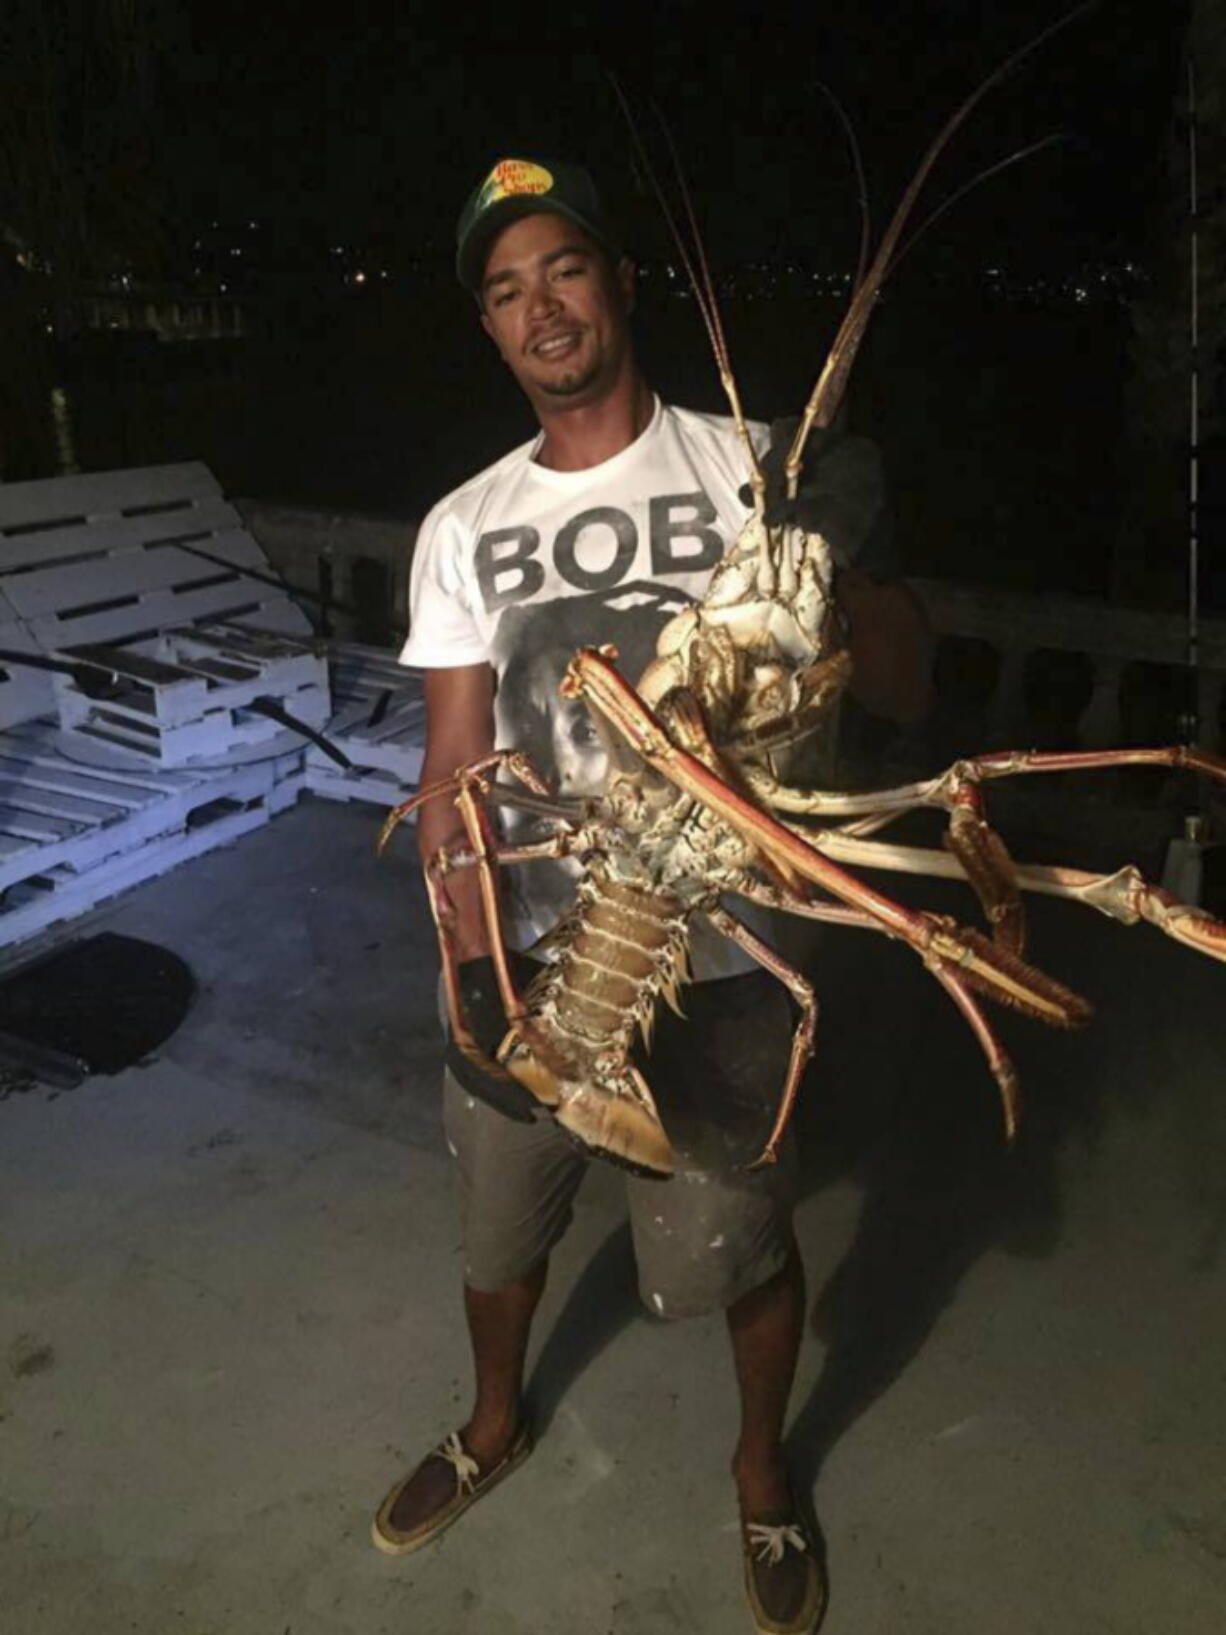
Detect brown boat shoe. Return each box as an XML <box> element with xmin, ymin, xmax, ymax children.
<box><xmin>371</xmin><ymin>1422</ymin><xmax>533</xmax><ymax>1556</ymax></box>
<box><xmin>741</xmin><ymin>1499</ymin><xmax>828</xmax><ymax>1635</ymax></box>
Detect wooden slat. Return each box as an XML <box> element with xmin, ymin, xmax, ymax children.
<box><xmin>0</xmin><ymin>780</ymin><xmax>127</xmax><ymax>826</ymax></box>
<box><xmin>3</xmin><ymin>528</ymin><xmax>279</xmax><ymax>621</ymax></box>
<box><xmin>23</xmin><ymin>585</ymin><xmax>308</xmax><ymax>650</ymax></box>
<box><xmin>0</xmin><ymin>798</ymin><xmax>282</xmax><ymax>949</ymax></box>
<box><xmin>306</xmin><ymin>762</ymin><xmax>417</xmax><ymax>807</ymax></box>
<box><xmin>0</xmin><ymin>463</ymin><xmax>220</xmax><ymax>532</ymax></box>
<box><xmin>232</xmin><ymin>599</ymin><xmax>312</xmax><ymax>637</ymax></box>
<box><xmin>0</xmin><ymin>751</ymin><xmax>156</xmax><ymax>809</ymax></box>
<box><xmin>0</xmin><ymin>721</ymin><xmax>202</xmax><ymax>790</ymax></box>
<box><xmin>0</xmin><ymin>620</ymin><xmax>57</xmax><ymax>731</ymax></box>
<box><xmin>0</xmin><ymin>726</ymin><xmax>304</xmax><ymax>900</ymax></box>
<box><xmin>0</xmin><ymin>495</ymin><xmax>244</xmax><ymax>576</ymax></box>
<box><xmin>0</xmin><ymin>803</ymin><xmax>82</xmax><ymax>843</ymax></box>
<box><xmin>341</xmin><ymin>700</ymin><xmax>426</xmax><ymax>747</ymax></box>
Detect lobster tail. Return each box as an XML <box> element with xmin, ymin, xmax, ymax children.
<box><xmin>553</xmin><ymin>1067</ymin><xmax>677</xmax><ymax>1179</ymax></box>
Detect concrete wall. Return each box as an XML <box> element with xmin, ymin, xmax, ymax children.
<box><xmin>240</xmin><ymin>500</ymin><xmax>1226</xmax><ymax>756</ymax></box>
<box><xmin>238</xmin><ymin>499</ymin><xmax>414</xmax><ymax>650</ymax></box>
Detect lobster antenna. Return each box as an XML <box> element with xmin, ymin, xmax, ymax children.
<box><xmin>890</xmin><ymin>132</ymin><xmax>1066</xmax><ymax>274</ymax></box>
<box><xmin>607</xmin><ymin>72</ymin><xmax>764</xmax><ymax>492</ymax></box>
<box><xmin>606</xmin><ymin>74</ymin><xmax>726</xmax><ymax>381</ymax></box>
<box><xmin>783</xmin><ymin>0</ymin><xmax>1099</xmax><ymax>496</ymax></box>
<box><xmin>815</xmin><ymin>79</ymin><xmax>872</xmax><ymax>293</ymax></box>
<box><xmin>651</xmin><ymin>98</ymin><xmax>763</xmax><ymax>479</ymax></box>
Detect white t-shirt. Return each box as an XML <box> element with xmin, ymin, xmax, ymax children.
<box><xmin>401</xmin><ymin>396</ymin><xmax>770</xmax><ymax>977</ymax></box>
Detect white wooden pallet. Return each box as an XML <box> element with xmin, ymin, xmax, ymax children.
<box><xmin>304</xmin><ymin>644</ymin><xmax>424</xmax><ymax>808</ymax></box>
<box><xmin>0</xmin><ymin>721</ymin><xmax>304</xmax><ymax>948</ymax></box>
<box><xmin>52</xmin><ymin>621</ymin><xmax>330</xmax><ymax>765</ymax></box>
<box><xmin>0</xmin><ymin>465</ymin><xmax>422</xmax><ymax>949</ymax></box>
<box><xmin>0</xmin><ymin>463</ymin><xmax>312</xmax><ymax>653</ymax></box>
<box><xmin>0</xmin><ymin>463</ymin><xmax>332</xmax><ymax>769</ymax></box>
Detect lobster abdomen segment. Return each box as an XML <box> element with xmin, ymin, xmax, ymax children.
<box><xmin>497</xmin><ymin>872</ymin><xmax>692</xmax><ymax>1177</ymax></box>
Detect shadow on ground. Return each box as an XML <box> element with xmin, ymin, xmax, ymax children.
<box><xmin>521</xmin><ymin>850</ymin><xmax>1223</xmax><ymax>1495</ymax></box>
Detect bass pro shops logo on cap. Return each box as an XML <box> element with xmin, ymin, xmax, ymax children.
<box><xmin>456</xmin><ymin>155</ymin><xmax>621</xmax><ymax>291</ymax></box>
<box><xmin>475</xmin><ymin>159</ymin><xmax>556</xmax><ymax>214</ymax></box>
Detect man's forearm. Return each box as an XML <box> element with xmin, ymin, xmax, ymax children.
<box><xmin>416</xmin><ymin>664</ymin><xmax>498</xmax><ymax>962</ymax></box>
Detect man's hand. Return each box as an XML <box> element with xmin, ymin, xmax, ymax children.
<box><xmin>739</xmin><ymin>416</ymin><xmax>896</xmax><ymax>577</ymax></box>
<box><xmin>445</xmin><ymin>954</ymin><xmax>541</xmax><ymax>1123</ymax></box>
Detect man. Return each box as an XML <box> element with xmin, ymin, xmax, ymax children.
<box><xmin>373</xmin><ymin>156</ymin><xmax>930</xmax><ymax>1635</ymax></box>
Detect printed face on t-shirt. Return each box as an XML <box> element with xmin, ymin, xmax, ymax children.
<box><xmin>492</xmin><ymin>578</ymin><xmax>696</xmax><ymax>800</ymax></box>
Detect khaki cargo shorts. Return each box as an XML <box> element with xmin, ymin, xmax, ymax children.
<box><xmin>442</xmin><ymin>970</ymin><xmax>800</xmax><ymax>1320</ymax></box>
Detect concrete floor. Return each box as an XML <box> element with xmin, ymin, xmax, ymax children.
<box><xmin>1</xmin><ymin>794</ymin><xmax>1224</xmax><ymax>1634</ymax></box>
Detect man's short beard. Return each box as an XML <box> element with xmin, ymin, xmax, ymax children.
<box><xmin>538</xmin><ymin>362</ymin><xmax>602</xmax><ymax>400</ymax></box>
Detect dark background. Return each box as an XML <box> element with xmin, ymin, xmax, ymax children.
<box><xmin>40</xmin><ymin>0</ymin><xmax>1209</xmax><ymax>601</ymax></box>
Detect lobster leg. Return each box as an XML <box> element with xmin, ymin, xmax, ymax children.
<box><xmin>741</xmin><ymin>744</ymin><xmax>1226</xmax><ymax>819</ymax></box>
<box><xmin>377</xmin><ymin>748</ymin><xmax>554</xmax><ymax>853</ymax></box>
<box><xmin>743</xmin><ymin>743</ymin><xmax>1226</xmax><ymax>954</ymax></box>
<box><xmin>732</xmin><ymin>879</ymin><xmax>1024</xmax><ymax>1139</ymax></box>
<box><xmin>771</xmin><ymin>829</ymin><xmax>1226</xmax><ymax>966</ymax></box>
<box><xmin>704</xmin><ymin>905</ymin><xmax>819</xmax><ymax>1167</ymax></box>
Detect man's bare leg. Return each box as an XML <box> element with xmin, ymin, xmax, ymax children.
<box><xmin>727</xmin><ymin>1240</ymin><xmax>806</xmax><ymax>1516</ymax></box>
<box><xmin>463</xmin><ymin>1259</ymin><xmax>547</xmax><ymax>1460</ymax></box>
<box><xmin>384</xmin><ymin>1260</ymin><xmax>546</xmax><ymax>1533</ymax></box>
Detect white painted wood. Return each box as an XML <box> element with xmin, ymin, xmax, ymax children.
<box><xmin>0</xmin><ymin>728</ymin><xmax>305</xmax><ymax>947</ymax></box>
<box><xmin>0</xmin><ymin>462</ymin><xmax>220</xmax><ymax>531</ymax></box>
<box><xmin>306</xmin><ymin>761</ymin><xmax>420</xmax><ymax>809</ymax></box>
<box><xmin>57</xmin><ymin>682</ymin><xmax>331</xmax><ymax>764</ymax></box>
<box><xmin>2</xmin><ymin>527</ymin><xmax>273</xmax><ymax>618</ymax></box>
<box><xmin>24</xmin><ymin>583</ymin><xmax>305</xmax><ymax>651</ymax></box>
<box><xmin>0</xmin><ymin>463</ymin><xmax>312</xmax><ymax>660</ymax></box>
<box><xmin>0</xmin><ymin>477</ymin><xmax>428</xmax><ymax>944</ymax></box>
<box><xmin>0</xmin><ymin>496</ymin><xmax>246</xmax><ymax>576</ymax></box>
<box><xmin>0</xmin><ymin>721</ymin><xmax>303</xmax><ymax>900</ymax></box>
<box><xmin>301</xmin><ymin>642</ymin><xmax>424</xmax><ymax>803</ymax></box>
<box><xmin>0</xmin><ymin>722</ymin><xmax>203</xmax><ymax>793</ymax></box>
<box><xmin>160</xmin><ymin>625</ymin><xmax>325</xmax><ymax>702</ymax></box>
<box><xmin>0</xmin><ymin>795</ymin><xmax>281</xmax><ymax>947</ymax></box>
<box><xmin>52</xmin><ymin>618</ymin><xmax>331</xmax><ymax>766</ymax></box>
<box><xmin>0</xmin><ymin>622</ymin><xmax>57</xmax><ymax>730</ymax></box>
<box><xmin>0</xmin><ymin>749</ymin><xmax>157</xmax><ymax>810</ymax></box>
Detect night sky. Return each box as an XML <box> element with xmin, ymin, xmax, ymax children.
<box><xmin>169</xmin><ymin>0</ymin><xmax>1184</xmax><ymax>275</ymax></box>
<box><xmin>9</xmin><ymin>0</ymin><xmax>1194</xmax><ymax>587</ymax></box>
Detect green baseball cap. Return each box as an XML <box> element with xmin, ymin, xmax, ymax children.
<box><xmin>455</xmin><ymin>156</ymin><xmax>623</xmax><ymax>293</ymax></box>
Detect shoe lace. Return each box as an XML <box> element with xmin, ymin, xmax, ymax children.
<box><xmin>438</xmin><ymin>1432</ymin><xmax>481</xmax><ymax>1494</ymax></box>
<box><xmin>747</xmin><ymin>1521</ymin><xmax>808</xmax><ymax>1566</ymax></box>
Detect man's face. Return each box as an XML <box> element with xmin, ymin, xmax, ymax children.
<box><xmin>479</xmin><ymin>212</ymin><xmax>636</xmax><ymax>413</ymax></box>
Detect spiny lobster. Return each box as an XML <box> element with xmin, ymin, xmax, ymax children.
<box><xmin>382</xmin><ymin>8</ymin><xmax>1226</xmax><ymax>1179</ymax></box>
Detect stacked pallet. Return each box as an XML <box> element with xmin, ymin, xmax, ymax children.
<box><xmin>0</xmin><ymin>461</ymin><xmax>427</xmax><ymax>951</ymax></box>
<box><xmin>0</xmin><ymin>720</ymin><xmax>302</xmax><ymax>949</ymax></box>
<box><xmin>306</xmin><ymin>643</ymin><xmax>425</xmax><ymax>804</ymax></box>
<box><xmin>53</xmin><ymin>624</ymin><xmax>330</xmax><ymax>766</ymax></box>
